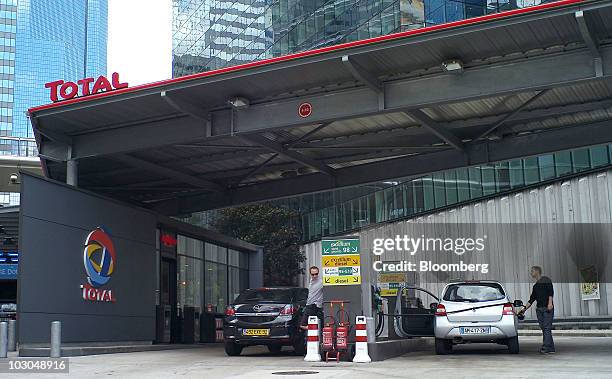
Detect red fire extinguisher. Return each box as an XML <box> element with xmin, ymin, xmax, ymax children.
<box><xmin>322</xmin><ymin>324</ymin><xmax>334</xmax><ymax>351</ymax></box>
<box><xmin>335</xmin><ymin>323</ymin><xmax>348</xmax><ymax>351</ymax></box>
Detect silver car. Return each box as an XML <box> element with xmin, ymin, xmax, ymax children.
<box><xmin>434</xmin><ymin>281</ymin><xmax>522</xmax><ymax>354</ymax></box>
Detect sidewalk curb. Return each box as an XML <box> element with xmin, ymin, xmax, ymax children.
<box><xmin>519</xmin><ymin>330</ymin><xmax>612</xmax><ymax>337</ymax></box>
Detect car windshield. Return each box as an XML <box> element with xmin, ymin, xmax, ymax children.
<box><xmin>235</xmin><ymin>289</ymin><xmax>293</xmax><ymax>303</ymax></box>
<box><xmin>443</xmin><ymin>283</ymin><xmax>505</xmax><ymax>302</ymax></box>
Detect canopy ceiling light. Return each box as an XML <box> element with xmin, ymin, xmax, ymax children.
<box><xmin>441</xmin><ymin>59</ymin><xmax>464</xmax><ymax>74</ymax></box>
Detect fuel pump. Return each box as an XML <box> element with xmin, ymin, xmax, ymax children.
<box><xmin>371</xmin><ymin>285</ymin><xmax>385</xmax><ymax>337</ymax></box>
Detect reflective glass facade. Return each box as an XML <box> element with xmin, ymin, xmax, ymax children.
<box><xmin>173</xmin><ymin>0</ymin><xmax>426</xmax><ymax>75</ymax></box>
<box><xmin>0</xmin><ymin>0</ymin><xmax>16</xmax><ymax>150</ymax></box>
<box><xmin>172</xmin><ymin>0</ymin><xmax>543</xmax><ymax>76</ymax></box>
<box><xmin>12</xmin><ymin>0</ymin><xmax>107</xmax><ymax>143</ymax></box>
<box><xmin>0</xmin><ymin>0</ymin><xmax>107</xmax><ymax>206</ymax></box>
<box><xmin>300</xmin><ymin>144</ymin><xmax>612</xmax><ymax>241</ymax></box>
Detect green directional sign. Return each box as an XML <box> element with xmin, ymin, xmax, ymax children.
<box><xmin>321</xmin><ymin>239</ymin><xmax>360</xmax><ymax>255</ymax></box>
<box><xmin>321</xmin><ymin>237</ymin><xmax>361</xmax><ymax>286</ymax></box>
<box><xmin>338</xmin><ymin>266</ymin><xmax>359</xmax><ymax>276</ymax></box>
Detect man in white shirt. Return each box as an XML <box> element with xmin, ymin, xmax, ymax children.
<box><xmin>300</xmin><ymin>266</ymin><xmax>324</xmax><ymax>330</ymax></box>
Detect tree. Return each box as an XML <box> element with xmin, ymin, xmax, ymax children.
<box><xmin>212</xmin><ymin>203</ymin><xmax>305</xmax><ymax>286</ymax></box>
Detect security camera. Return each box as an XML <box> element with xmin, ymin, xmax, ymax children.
<box><xmin>8</xmin><ymin>173</ymin><xmax>18</xmax><ymax>184</ymax></box>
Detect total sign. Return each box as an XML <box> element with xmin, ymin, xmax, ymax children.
<box><xmin>81</xmin><ymin>227</ymin><xmax>117</xmax><ymax>303</ymax></box>
<box><xmin>45</xmin><ymin>72</ymin><xmax>128</xmax><ymax>102</ymax></box>
<box><xmin>321</xmin><ymin>238</ymin><xmax>361</xmax><ymax>286</ymax></box>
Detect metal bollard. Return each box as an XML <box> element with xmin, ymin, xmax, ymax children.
<box><xmin>50</xmin><ymin>321</ymin><xmax>61</xmax><ymax>358</ymax></box>
<box><xmin>0</xmin><ymin>321</ymin><xmax>7</xmax><ymax>358</ymax></box>
<box><xmin>8</xmin><ymin>319</ymin><xmax>16</xmax><ymax>352</ymax></box>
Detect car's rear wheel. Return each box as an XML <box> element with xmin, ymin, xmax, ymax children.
<box><xmin>268</xmin><ymin>344</ymin><xmax>283</xmax><ymax>354</ymax></box>
<box><xmin>224</xmin><ymin>341</ymin><xmax>243</xmax><ymax>356</ymax></box>
<box><xmin>507</xmin><ymin>336</ymin><xmax>519</xmax><ymax>354</ymax></box>
<box><xmin>435</xmin><ymin>338</ymin><xmax>452</xmax><ymax>355</ymax></box>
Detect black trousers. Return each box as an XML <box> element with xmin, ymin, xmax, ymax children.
<box><xmin>301</xmin><ymin>304</ymin><xmax>324</xmax><ymax>326</ymax></box>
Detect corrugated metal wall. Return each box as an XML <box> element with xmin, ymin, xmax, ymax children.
<box><xmin>301</xmin><ymin>169</ymin><xmax>612</xmax><ymax>319</ymax></box>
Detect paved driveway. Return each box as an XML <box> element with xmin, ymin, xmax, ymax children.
<box><xmin>2</xmin><ymin>336</ymin><xmax>612</xmax><ymax>378</ymax></box>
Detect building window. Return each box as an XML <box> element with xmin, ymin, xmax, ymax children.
<box><xmin>572</xmin><ymin>148</ymin><xmax>590</xmax><ymax>173</ymax></box>
<box><xmin>177</xmin><ymin>235</ymin><xmax>204</xmax><ymax>310</ymax></box>
<box><xmin>205</xmin><ymin>243</ymin><xmax>228</xmax><ymax>311</ymax></box>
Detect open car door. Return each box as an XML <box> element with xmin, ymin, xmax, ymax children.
<box><xmin>393</xmin><ymin>285</ymin><xmax>438</xmax><ymax>337</ymax></box>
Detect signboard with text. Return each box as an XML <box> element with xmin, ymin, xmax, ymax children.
<box><xmin>321</xmin><ymin>238</ymin><xmax>361</xmax><ymax>286</ymax></box>
<box><xmin>377</xmin><ymin>264</ymin><xmax>407</xmax><ymax>296</ymax></box>
<box><xmin>0</xmin><ymin>263</ymin><xmax>17</xmax><ymax>279</ymax></box>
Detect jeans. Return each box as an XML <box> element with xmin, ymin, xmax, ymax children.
<box><xmin>536</xmin><ymin>307</ymin><xmax>555</xmax><ymax>352</ymax></box>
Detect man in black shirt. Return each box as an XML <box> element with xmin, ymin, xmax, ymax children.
<box><xmin>519</xmin><ymin>266</ymin><xmax>555</xmax><ymax>353</ymax></box>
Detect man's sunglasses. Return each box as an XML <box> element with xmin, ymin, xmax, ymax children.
<box><xmin>311</xmin><ymin>272</ymin><xmax>319</xmax><ymax>276</ymax></box>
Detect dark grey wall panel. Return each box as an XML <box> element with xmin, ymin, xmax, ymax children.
<box><xmin>18</xmin><ymin>313</ymin><xmax>154</xmax><ymax>344</ymax></box>
<box><xmin>18</xmin><ymin>174</ymin><xmax>157</xmax><ymax>344</ymax></box>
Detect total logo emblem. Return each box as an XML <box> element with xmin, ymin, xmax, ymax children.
<box><xmin>80</xmin><ymin>227</ymin><xmax>117</xmax><ymax>303</ymax></box>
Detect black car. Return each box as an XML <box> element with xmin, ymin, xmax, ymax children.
<box><xmin>223</xmin><ymin>287</ymin><xmax>308</xmax><ymax>356</ymax></box>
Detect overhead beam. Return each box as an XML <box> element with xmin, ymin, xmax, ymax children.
<box><xmin>227</xmin><ymin>47</ymin><xmax>612</xmax><ymax>137</ymax></box>
<box><xmin>289</xmin><ymin>123</ymin><xmax>333</xmax><ymax>145</ymax></box>
<box><xmin>161</xmin><ymin>90</ymin><xmax>209</xmax><ymax>121</ymax></box>
<box><xmin>38</xmin><ymin>141</ymin><xmax>70</xmax><ymax>162</ymax></box>
<box><xmin>238</xmin><ymin>134</ymin><xmax>336</xmax><ymax>177</ymax></box>
<box><xmin>78</xmin><ymin>96</ymin><xmax>612</xmax><ymax>182</ymax></box>
<box><xmin>112</xmin><ymin>153</ymin><xmax>224</xmax><ymax>192</ymax></box>
<box><xmin>290</xmin><ymin>145</ymin><xmax>447</xmax><ymax>151</ymax></box>
<box><xmin>36</xmin><ymin>127</ymin><xmax>73</xmax><ymax>146</ymax></box>
<box><xmin>71</xmin><ymin>115</ymin><xmax>206</xmax><ymax>158</ymax></box>
<box><xmin>475</xmin><ymin>89</ymin><xmax>550</xmax><ymax>140</ymax></box>
<box><xmin>150</xmin><ymin>119</ymin><xmax>612</xmax><ymax>214</ymax></box>
<box><xmin>54</xmin><ymin>47</ymin><xmax>612</xmax><ymax>160</ymax></box>
<box><xmin>235</xmin><ymin>122</ymin><xmax>332</xmax><ymax>184</ymax></box>
<box><xmin>253</xmin><ymin>98</ymin><xmax>612</xmax><ymax>150</ymax></box>
<box><xmin>99</xmin><ymin>146</ymin><xmax>432</xmax><ymax>190</ymax></box>
<box><xmin>405</xmin><ymin>109</ymin><xmax>465</xmax><ymax>151</ymax></box>
<box><xmin>235</xmin><ymin>153</ymin><xmax>279</xmax><ymax>184</ymax></box>
<box><xmin>575</xmin><ymin>10</ymin><xmax>603</xmax><ymax>77</ymax></box>
<box><xmin>342</xmin><ymin>55</ymin><xmax>384</xmax><ymax>109</ymax></box>
<box><xmin>174</xmin><ymin>144</ymin><xmax>262</xmax><ymax>149</ymax></box>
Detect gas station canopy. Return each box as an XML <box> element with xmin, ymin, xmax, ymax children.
<box><xmin>29</xmin><ymin>0</ymin><xmax>612</xmax><ymax>216</ymax></box>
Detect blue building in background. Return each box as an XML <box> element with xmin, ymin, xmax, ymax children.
<box><xmin>0</xmin><ymin>0</ymin><xmax>107</xmax><ymax>206</ymax></box>
<box><xmin>12</xmin><ymin>0</ymin><xmax>108</xmax><ymax>142</ymax></box>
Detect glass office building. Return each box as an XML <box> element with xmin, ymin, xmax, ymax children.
<box><xmin>0</xmin><ymin>1</ymin><xmax>16</xmax><ymax>150</ymax></box>
<box><xmin>12</xmin><ymin>0</ymin><xmax>107</xmax><ymax>141</ymax></box>
<box><xmin>172</xmin><ymin>0</ymin><xmax>541</xmax><ymax>77</ymax></box>
<box><xmin>173</xmin><ymin>0</ymin><xmax>427</xmax><ymax>76</ymax></box>
<box><xmin>0</xmin><ymin>0</ymin><xmax>107</xmax><ymax>206</ymax></box>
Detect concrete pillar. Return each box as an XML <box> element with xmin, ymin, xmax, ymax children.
<box><xmin>50</xmin><ymin>321</ymin><xmax>61</xmax><ymax>358</ymax></box>
<box><xmin>66</xmin><ymin>159</ymin><xmax>78</xmax><ymax>186</ymax></box>
<box><xmin>0</xmin><ymin>321</ymin><xmax>7</xmax><ymax>358</ymax></box>
<box><xmin>7</xmin><ymin>319</ymin><xmax>15</xmax><ymax>351</ymax></box>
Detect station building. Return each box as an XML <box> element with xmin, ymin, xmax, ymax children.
<box><xmin>19</xmin><ymin>0</ymin><xmax>612</xmax><ymax>351</ymax></box>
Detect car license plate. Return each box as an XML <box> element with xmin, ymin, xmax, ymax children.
<box><xmin>460</xmin><ymin>326</ymin><xmax>490</xmax><ymax>335</ymax></box>
<box><xmin>242</xmin><ymin>329</ymin><xmax>270</xmax><ymax>336</ymax></box>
